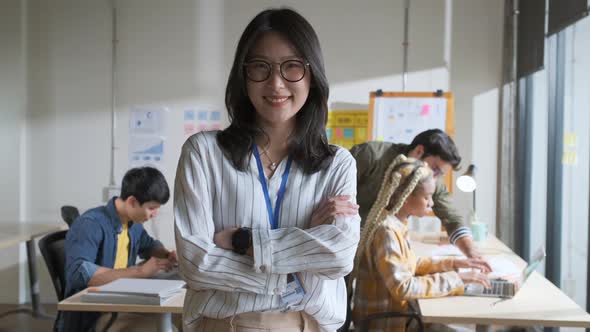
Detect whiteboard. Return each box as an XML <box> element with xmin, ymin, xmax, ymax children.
<box><xmin>367</xmin><ymin>91</ymin><xmax>455</xmax><ymax>192</ymax></box>
<box><xmin>371</xmin><ymin>96</ymin><xmax>447</xmax><ymax>143</ymax></box>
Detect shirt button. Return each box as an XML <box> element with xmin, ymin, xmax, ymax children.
<box><xmin>274</xmin><ymin>288</ymin><xmax>281</xmax><ymax>294</ymax></box>
<box><xmin>259</xmin><ymin>265</ymin><xmax>266</xmax><ymax>272</ymax></box>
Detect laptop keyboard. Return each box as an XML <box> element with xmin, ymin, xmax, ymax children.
<box><xmin>483</xmin><ymin>280</ymin><xmax>515</xmax><ymax>297</ymax></box>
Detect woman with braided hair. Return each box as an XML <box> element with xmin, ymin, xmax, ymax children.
<box><xmin>351</xmin><ymin>155</ymin><xmax>490</xmax><ymax>331</ymax></box>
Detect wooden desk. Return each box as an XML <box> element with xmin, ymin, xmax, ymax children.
<box><xmin>414</xmin><ymin>235</ymin><xmax>590</xmax><ymax>330</ymax></box>
<box><xmin>0</xmin><ymin>222</ymin><xmax>66</xmax><ymax>319</ymax></box>
<box><xmin>58</xmin><ymin>288</ymin><xmax>185</xmax><ymax>332</ymax></box>
<box><xmin>0</xmin><ymin>223</ymin><xmax>67</xmax><ymax>246</ymax></box>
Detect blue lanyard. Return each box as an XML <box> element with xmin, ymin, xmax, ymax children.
<box><xmin>253</xmin><ymin>145</ymin><xmax>292</xmax><ymax>230</ymax></box>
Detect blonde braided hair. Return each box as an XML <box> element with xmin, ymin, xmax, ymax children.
<box><xmin>348</xmin><ymin>154</ymin><xmax>433</xmax><ymax>291</ymax></box>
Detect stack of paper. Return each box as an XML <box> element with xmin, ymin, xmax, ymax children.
<box><xmin>82</xmin><ymin>278</ymin><xmax>186</xmax><ymax>305</ymax></box>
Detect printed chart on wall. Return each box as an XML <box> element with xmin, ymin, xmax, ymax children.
<box><xmin>129</xmin><ymin>107</ymin><xmax>167</xmax><ymax>169</ymax></box>
<box><xmin>369</xmin><ymin>92</ymin><xmax>454</xmax><ymax>144</ymax></box>
<box><xmin>183</xmin><ymin>106</ymin><xmax>224</xmax><ymax>138</ymax></box>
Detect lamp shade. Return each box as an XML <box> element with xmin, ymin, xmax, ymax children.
<box><xmin>456</xmin><ymin>164</ymin><xmax>477</xmax><ymax>192</ymax></box>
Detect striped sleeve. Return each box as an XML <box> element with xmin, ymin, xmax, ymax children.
<box><xmin>432</xmin><ymin>178</ymin><xmax>473</xmax><ymax>245</ymax></box>
<box><xmin>373</xmin><ymin>226</ymin><xmax>464</xmax><ymax>301</ymax></box>
<box><xmin>251</xmin><ymin>149</ymin><xmax>361</xmax><ymax>279</ymax></box>
<box><xmin>174</xmin><ymin>136</ymin><xmax>286</xmax><ymax>295</ymax></box>
<box><xmin>415</xmin><ymin>256</ymin><xmax>456</xmax><ymax>275</ymax></box>
<box><xmin>449</xmin><ymin>226</ymin><xmax>472</xmax><ymax>244</ymax></box>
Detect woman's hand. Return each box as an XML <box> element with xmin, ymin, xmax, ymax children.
<box><xmin>453</xmin><ymin>258</ymin><xmax>492</xmax><ymax>273</ymax></box>
<box><xmin>458</xmin><ymin>271</ymin><xmax>491</xmax><ymax>288</ymax></box>
<box><xmin>310</xmin><ymin>195</ymin><xmax>359</xmax><ymax>227</ymax></box>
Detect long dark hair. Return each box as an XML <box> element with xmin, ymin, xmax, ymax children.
<box><xmin>217</xmin><ymin>8</ymin><xmax>335</xmax><ymax>174</ymax></box>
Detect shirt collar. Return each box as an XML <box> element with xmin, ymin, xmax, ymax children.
<box><xmin>385</xmin><ymin>214</ymin><xmax>409</xmax><ymax>237</ymax></box>
<box><xmin>106</xmin><ymin>197</ymin><xmax>128</xmax><ymax>233</ymax></box>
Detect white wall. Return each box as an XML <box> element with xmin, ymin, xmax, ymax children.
<box><xmin>452</xmin><ymin>0</ymin><xmax>504</xmax><ymax>235</ymax></box>
<box><xmin>0</xmin><ymin>0</ymin><xmax>504</xmax><ymax>303</ymax></box>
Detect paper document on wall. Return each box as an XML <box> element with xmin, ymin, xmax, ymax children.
<box><xmin>130</xmin><ymin>108</ymin><xmax>165</xmax><ymax>135</ymax></box>
<box><xmin>129</xmin><ymin>107</ymin><xmax>167</xmax><ymax>169</ymax></box>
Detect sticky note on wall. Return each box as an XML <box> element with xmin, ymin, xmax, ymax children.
<box><xmin>198</xmin><ymin>111</ymin><xmax>208</xmax><ymax>120</ymax></box>
<box><xmin>562</xmin><ymin>150</ymin><xmax>577</xmax><ymax>165</ymax></box>
<box><xmin>355</xmin><ymin>128</ymin><xmax>367</xmax><ymax>142</ymax></box>
<box><xmin>564</xmin><ymin>132</ymin><xmax>577</xmax><ymax>147</ymax></box>
<box><xmin>184</xmin><ymin>123</ymin><xmax>195</xmax><ymax>135</ymax></box>
<box><xmin>184</xmin><ymin>110</ymin><xmax>195</xmax><ymax>121</ymax></box>
<box><xmin>343</xmin><ymin>128</ymin><xmax>354</xmax><ymax>139</ymax></box>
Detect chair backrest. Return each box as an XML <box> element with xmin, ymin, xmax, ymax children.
<box><xmin>337</xmin><ymin>274</ymin><xmax>353</xmax><ymax>332</ymax></box>
<box><xmin>38</xmin><ymin>230</ymin><xmax>68</xmax><ymax>301</ymax></box>
<box><xmin>60</xmin><ymin>205</ymin><xmax>80</xmax><ymax>227</ymax></box>
<box><xmin>338</xmin><ymin>273</ymin><xmax>423</xmax><ymax>332</ymax></box>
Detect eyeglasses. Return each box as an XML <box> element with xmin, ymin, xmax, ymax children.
<box><xmin>244</xmin><ymin>59</ymin><xmax>309</xmax><ymax>83</ymax></box>
<box><xmin>431</xmin><ymin>167</ymin><xmax>443</xmax><ymax>178</ymax></box>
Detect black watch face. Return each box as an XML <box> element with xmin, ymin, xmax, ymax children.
<box><xmin>233</xmin><ymin>228</ymin><xmax>251</xmax><ymax>254</ymax></box>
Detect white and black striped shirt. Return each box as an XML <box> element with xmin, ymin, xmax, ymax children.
<box><xmin>174</xmin><ymin>131</ymin><xmax>361</xmax><ymax>331</ymax></box>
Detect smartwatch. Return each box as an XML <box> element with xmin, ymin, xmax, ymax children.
<box><xmin>232</xmin><ymin>227</ymin><xmax>252</xmax><ymax>255</ymax></box>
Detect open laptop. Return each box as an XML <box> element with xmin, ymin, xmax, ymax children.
<box><xmin>464</xmin><ymin>245</ymin><xmax>546</xmax><ymax>298</ymax></box>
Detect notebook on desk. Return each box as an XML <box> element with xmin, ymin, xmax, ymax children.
<box><xmin>464</xmin><ymin>245</ymin><xmax>546</xmax><ymax>298</ymax></box>
<box><xmin>82</xmin><ymin>278</ymin><xmax>186</xmax><ymax>305</ymax></box>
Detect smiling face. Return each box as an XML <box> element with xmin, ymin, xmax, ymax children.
<box><xmin>245</xmin><ymin>31</ymin><xmax>311</xmax><ymax>129</ymax></box>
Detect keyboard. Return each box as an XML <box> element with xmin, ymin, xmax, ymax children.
<box><xmin>482</xmin><ymin>279</ymin><xmax>515</xmax><ymax>297</ymax></box>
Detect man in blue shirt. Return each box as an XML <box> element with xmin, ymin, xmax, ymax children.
<box><xmin>60</xmin><ymin>167</ymin><xmax>177</xmax><ymax>332</ymax></box>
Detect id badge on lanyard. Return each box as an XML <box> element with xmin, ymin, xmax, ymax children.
<box><xmin>253</xmin><ymin>145</ymin><xmax>306</xmax><ymax>306</ymax></box>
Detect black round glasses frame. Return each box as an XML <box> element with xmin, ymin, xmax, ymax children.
<box><xmin>243</xmin><ymin>59</ymin><xmax>310</xmax><ymax>83</ymax></box>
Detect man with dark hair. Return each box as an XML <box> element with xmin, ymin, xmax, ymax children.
<box><xmin>351</xmin><ymin>129</ymin><xmax>481</xmax><ymax>258</ymax></box>
<box><xmin>60</xmin><ymin>167</ymin><xmax>177</xmax><ymax>331</ymax></box>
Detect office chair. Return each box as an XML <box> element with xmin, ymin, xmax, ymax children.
<box><xmin>338</xmin><ymin>274</ymin><xmax>424</xmax><ymax>332</ymax></box>
<box><xmin>356</xmin><ymin>302</ymin><xmax>424</xmax><ymax>332</ymax></box>
<box><xmin>60</xmin><ymin>205</ymin><xmax>80</xmax><ymax>227</ymax></box>
<box><xmin>38</xmin><ymin>230</ymin><xmax>67</xmax><ymax>332</ymax></box>
<box><xmin>39</xmin><ymin>230</ymin><xmax>117</xmax><ymax>332</ymax></box>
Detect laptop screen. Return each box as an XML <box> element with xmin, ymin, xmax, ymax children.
<box><xmin>523</xmin><ymin>245</ymin><xmax>546</xmax><ymax>280</ymax></box>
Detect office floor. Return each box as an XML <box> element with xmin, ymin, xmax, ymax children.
<box><xmin>0</xmin><ymin>305</ymin><xmax>181</xmax><ymax>332</ymax></box>
<box><xmin>0</xmin><ymin>304</ymin><xmax>56</xmax><ymax>332</ymax></box>
<box><xmin>0</xmin><ymin>305</ymin><xmax>562</xmax><ymax>332</ymax></box>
